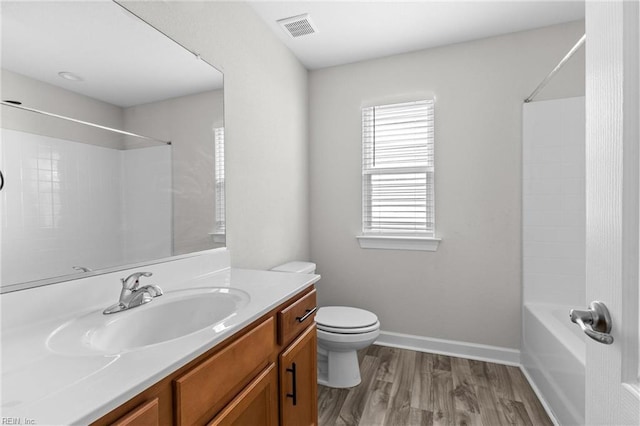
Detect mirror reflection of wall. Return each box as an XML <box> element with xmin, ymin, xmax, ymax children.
<box><xmin>0</xmin><ymin>0</ymin><xmax>224</xmax><ymax>291</ymax></box>
<box><xmin>123</xmin><ymin>88</ymin><xmax>225</xmax><ymax>255</ymax></box>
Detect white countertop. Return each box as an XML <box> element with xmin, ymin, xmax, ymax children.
<box><xmin>0</xmin><ymin>256</ymin><xmax>319</xmax><ymax>425</ymax></box>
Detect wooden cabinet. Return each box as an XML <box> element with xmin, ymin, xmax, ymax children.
<box><xmin>91</xmin><ymin>286</ymin><xmax>317</xmax><ymax>426</ymax></box>
<box><xmin>208</xmin><ymin>364</ymin><xmax>278</xmax><ymax>426</ymax></box>
<box><xmin>174</xmin><ymin>318</ymin><xmax>275</xmax><ymax>425</ymax></box>
<box><xmin>277</xmin><ymin>289</ymin><xmax>317</xmax><ymax>426</ymax></box>
<box><xmin>279</xmin><ymin>325</ymin><xmax>318</xmax><ymax>426</ymax></box>
<box><xmin>112</xmin><ymin>399</ymin><xmax>160</xmax><ymax>426</ymax></box>
<box><xmin>277</xmin><ymin>289</ymin><xmax>317</xmax><ymax>346</ymax></box>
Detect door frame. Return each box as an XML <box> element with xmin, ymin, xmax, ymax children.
<box><xmin>585</xmin><ymin>0</ymin><xmax>640</xmax><ymax>424</ymax></box>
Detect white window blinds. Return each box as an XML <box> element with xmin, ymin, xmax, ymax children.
<box><xmin>214</xmin><ymin>127</ymin><xmax>225</xmax><ymax>233</ymax></box>
<box><xmin>362</xmin><ymin>100</ymin><xmax>435</xmax><ymax>235</ymax></box>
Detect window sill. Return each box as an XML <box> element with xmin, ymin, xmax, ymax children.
<box><xmin>208</xmin><ymin>232</ymin><xmax>226</xmax><ymax>244</ymax></box>
<box><xmin>356</xmin><ymin>235</ymin><xmax>441</xmax><ymax>251</ymax></box>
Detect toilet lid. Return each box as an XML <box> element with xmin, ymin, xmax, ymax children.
<box><xmin>316</xmin><ymin>306</ymin><xmax>378</xmax><ymax>329</ymax></box>
<box><xmin>317</xmin><ymin>321</ymin><xmax>380</xmax><ymax>334</ymax></box>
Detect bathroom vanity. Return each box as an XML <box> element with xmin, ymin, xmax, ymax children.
<box><xmin>95</xmin><ymin>287</ymin><xmax>318</xmax><ymax>425</ymax></box>
<box><xmin>0</xmin><ymin>249</ymin><xmax>320</xmax><ymax>425</ymax></box>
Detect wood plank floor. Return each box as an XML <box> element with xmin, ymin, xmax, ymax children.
<box><xmin>317</xmin><ymin>345</ymin><xmax>552</xmax><ymax>426</ymax></box>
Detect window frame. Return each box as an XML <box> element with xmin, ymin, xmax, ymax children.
<box><xmin>213</xmin><ymin>127</ymin><xmax>225</xmax><ymax>240</ymax></box>
<box><xmin>358</xmin><ymin>99</ymin><xmax>440</xmax><ymax>251</ymax></box>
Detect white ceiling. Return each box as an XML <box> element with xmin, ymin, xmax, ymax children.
<box><xmin>249</xmin><ymin>1</ymin><xmax>585</xmax><ymax>70</ymax></box>
<box><xmin>1</xmin><ymin>0</ymin><xmax>223</xmax><ymax>108</ymax></box>
<box><xmin>2</xmin><ymin>1</ymin><xmax>584</xmax><ymax>106</ymax></box>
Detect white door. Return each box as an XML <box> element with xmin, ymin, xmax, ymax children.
<box><xmin>584</xmin><ymin>1</ymin><xmax>640</xmax><ymax>424</ymax></box>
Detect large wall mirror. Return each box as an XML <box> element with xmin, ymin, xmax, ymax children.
<box><xmin>0</xmin><ymin>0</ymin><xmax>225</xmax><ymax>293</ymax></box>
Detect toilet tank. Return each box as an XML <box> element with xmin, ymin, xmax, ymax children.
<box><xmin>271</xmin><ymin>261</ymin><xmax>316</xmax><ymax>274</ymax></box>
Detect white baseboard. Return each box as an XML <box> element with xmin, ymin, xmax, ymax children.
<box><xmin>519</xmin><ymin>364</ymin><xmax>561</xmax><ymax>426</ymax></box>
<box><xmin>374</xmin><ymin>330</ymin><xmax>521</xmax><ymax>366</ymax></box>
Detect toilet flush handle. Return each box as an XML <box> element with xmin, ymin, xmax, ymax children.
<box><xmin>296</xmin><ymin>307</ymin><xmax>318</xmax><ymax>323</ymax></box>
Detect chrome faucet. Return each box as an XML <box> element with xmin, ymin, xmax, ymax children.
<box><xmin>103</xmin><ymin>272</ymin><xmax>163</xmax><ymax>314</ymax></box>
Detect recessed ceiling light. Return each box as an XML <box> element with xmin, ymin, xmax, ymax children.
<box><xmin>58</xmin><ymin>71</ymin><xmax>83</xmax><ymax>82</ymax></box>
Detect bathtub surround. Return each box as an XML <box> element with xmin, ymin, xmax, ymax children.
<box><xmin>122</xmin><ymin>1</ymin><xmax>310</xmax><ymax>269</ymax></box>
<box><xmin>309</xmin><ymin>21</ymin><xmax>585</xmax><ymax>352</ymax></box>
<box><xmin>522</xmin><ymin>305</ymin><xmax>585</xmax><ymax>425</ymax></box>
<box><xmin>0</xmin><ymin>129</ymin><xmax>171</xmax><ymax>286</ymax></box>
<box><xmin>522</xmin><ymin>97</ymin><xmax>585</xmax><ymax>307</ymax></box>
<box><xmin>520</xmin><ymin>96</ymin><xmax>585</xmax><ymax>426</ymax></box>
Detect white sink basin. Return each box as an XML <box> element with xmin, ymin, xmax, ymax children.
<box><xmin>46</xmin><ymin>288</ymin><xmax>250</xmax><ymax>355</ymax></box>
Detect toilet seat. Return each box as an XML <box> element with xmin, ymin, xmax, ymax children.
<box><xmin>317</xmin><ymin>321</ymin><xmax>380</xmax><ymax>334</ymax></box>
<box><xmin>316</xmin><ymin>306</ymin><xmax>379</xmax><ymax>334</ymax></box>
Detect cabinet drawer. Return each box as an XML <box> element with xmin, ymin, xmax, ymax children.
<box><xmin>278</xmin><ymin>289</ymin><xmax>317</xmax><ymax>347</ymax></box>
<box><xmin>111</xmin><ymin>398</ymin><xmax>159</xmax><ymax>426</ymax></box>
<box><xmin>174</xmin><ymin>317</ymin><xmax>275</xmax><ymax>426</ymax></box>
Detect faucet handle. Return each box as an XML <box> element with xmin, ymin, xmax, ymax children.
<box><xmin>121</xmin><ymin>272</ymin><xmax>153</xmax><ymax>290</ymax></box>
<box><xmin>139</xmin><ymin>284</ymin><xmax>163</xmax><ymax>298</ymax></box>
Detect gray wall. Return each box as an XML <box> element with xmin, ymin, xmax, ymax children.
<box><xmin>309</xmin><ymin>21</ymin><xmax>585</xmax><ymax>350</ymax></box>
<box><xmin>123</xmin><ymin>89</ymin><xmax>225</xmax><ymax>255</ymax></box>
<box><xmin>121</xmin><ymin>2</ymin><xmax>584</xmax><ymax>350</ymax></box>
<box><xmin>123</xmin><ymin>1</ymin><xmax>310</xmax><ymax>269</ymax></box>
<box><xmin>1</xmin><ymin>70</ymin><xmax>124</xmax><ymax>149</ymax></box>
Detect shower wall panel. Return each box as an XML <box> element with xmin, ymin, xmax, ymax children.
<box><xmin>523</xmin><ymin>96</ymin><xmax>585</xmax><ymax>306</ymax></box>
<box><xmin>0</xmin><ymin>129</ymin><xmax>123</xmax><ymax>285</ymax></box>
<box><xmin>0</xmin><ymin>129</ymin><xmax>172</xmax><ymax>287</ymax></box>
<box><xmin>521</xmin><ymin>96</ymin><xmax>586</xmax><ymax>425</ymax></box>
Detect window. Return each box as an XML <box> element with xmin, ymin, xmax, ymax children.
<box><xmin>214</xmin><ymin>127</ymin><xmax>225</xmax><ymax>234</ymax></box>
<box><xmin>358</xmin><ymin>100</ymin><xmax>439</xmax><ymax>251</ymax></box>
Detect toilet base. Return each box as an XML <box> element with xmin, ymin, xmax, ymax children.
<box><xmin>317</xmin><ymin>349</ymin><xmax>362</xmax><ymax>388</ymax></box>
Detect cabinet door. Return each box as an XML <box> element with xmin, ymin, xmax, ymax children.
<box><xmin>208</xmin><ymin>363</ymin><xmax>278</xmax><ymax>426</ymax></box>
<box><xmin>279</xmin><ymin>325</ymin><xmax>318</xmax><ymax>426</ymax></box>
<box><xmin>111</xmin><ymin>398</ymin><xmax>159</xmax><ymax>426</ymax></box>
<box><xmin>175</xmin><ymin>317</ymin><xmax>275</xmax><ymax>425</ymax></box>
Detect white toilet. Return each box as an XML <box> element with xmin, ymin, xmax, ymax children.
<box><xmin>271</xmin><ymin>261</ymin><xmax>380</xmax><ymax>388</ymax></box>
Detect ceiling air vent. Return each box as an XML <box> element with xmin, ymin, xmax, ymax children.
<box><xmin>277</xmin><ymin>13</ymin><xmax>317</xmax><ymax>38</ymax></box>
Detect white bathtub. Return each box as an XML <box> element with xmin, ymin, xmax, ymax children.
<box><xmin>522</xmin><ymin>303</ymin><xmax>586</xmax><ymax>425</ymax></box>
